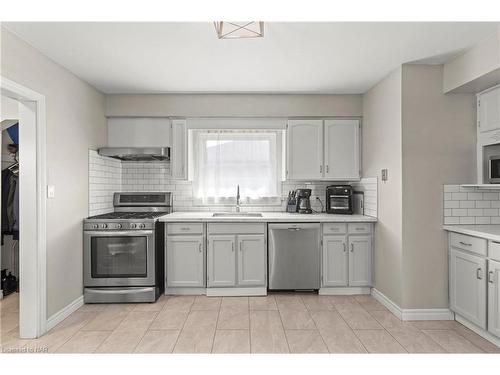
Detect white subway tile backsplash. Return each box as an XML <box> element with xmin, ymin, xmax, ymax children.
<box><xmin>443</xmin><ymin>184</ymin><xmax>500</xmax><ymax>225</ymax></box>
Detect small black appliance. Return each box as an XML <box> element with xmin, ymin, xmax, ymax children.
<box><xmin>326</xmin><ymin>185</ymin><xmax>353</xmax><ymax>214</ymax></box>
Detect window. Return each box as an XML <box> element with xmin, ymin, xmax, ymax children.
<box><xmin>192</xmin><ymin>130</ymin><xmax>283</xmax><ymax>205</ymax></box>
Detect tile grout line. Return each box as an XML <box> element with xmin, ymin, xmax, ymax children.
<box><xmin>299</xmin><ymin>294</ymin><xmax>329</xmax><ymax>352</ymax></box>
<box><xmin>130</xmin><ymin>310</ymin><xmax>161</xmax><ymax>353</ymax></box>
<box><xmin>331</xmin><ymin>297</ymin><xmax>370</xmax><ymax>353</ymax></box>
<box><xmin>209</xmin><ymin>297</ymin><xmax>222</xmax><ymax>353</ymax></box>
<box><xmin>275</xmin><ymin>299</ymin><xmax>292</xmax><ymax>353</ymax></box>
<box><xmin>171</xmin><ymin>297</ymin><xmax>195</xmax><ymax>353</ymax></box>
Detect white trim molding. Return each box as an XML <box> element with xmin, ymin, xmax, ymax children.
<box><xmin>371</xmin><ymin>288</ymin><xmax>454</xmax><ymax>321</ymax></box>
<box><xmin>455</xmin><ymin>314</ymin><xmax>500</xmax><ymax>348</ymax></box>
<box><xmin>1</xmin><ymin>75</ymin><xmax>47</xmax><ymax>339</ymax></box>
<box><xmin>46</xmin><ymin>296</ymin><xmax>84</xmax><ymax>331</ymax></box>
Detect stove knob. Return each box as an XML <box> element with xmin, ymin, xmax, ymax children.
<box><xmin>130</xmin><ymin>223</ymin><xmax>137</xmax><ymax>229</ymax></box>
<box><xmin>139</xmin><ymin>223</ymin><xmax>146</xmax><ymax>229</ymax></box>
<box><xmin>101</xmin><ymin>224</ymin><xmax>108</xmax><ymax>229</ymax></box>
<box><xmin>93</xmin><ymin>224</ymin><xmax>99</xmax><ymax>229</ymax></box>
<box><xmin>116</xmin><ymin>224</ymin><xmax>122</xmax><ymax>229</ymax></box>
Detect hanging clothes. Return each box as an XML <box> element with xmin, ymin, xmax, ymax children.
<box><xmin>2</xmin><ymin>168</ymin><xmax>19</xmax><ymax>244</ymax></box>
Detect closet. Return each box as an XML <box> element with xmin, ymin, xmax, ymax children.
<box><xmin>1</xmin><ymin>119</ymin><xmax>20</xmax><ymax>298</ymax></box>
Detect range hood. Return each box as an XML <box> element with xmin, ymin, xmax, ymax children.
<box><xmin>98</xmin><ymin>147</ymin><xmax>170</xmax><ymax>161</ymax></box>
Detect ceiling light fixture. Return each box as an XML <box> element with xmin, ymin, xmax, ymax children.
<box><xmin>213</xmin><ymin>22</ymin><xmax>264</xmax><ymax>39</ymax></box>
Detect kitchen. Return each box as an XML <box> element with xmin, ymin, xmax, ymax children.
<box><xmin>1</xmin><ymin>4</ymin><xmax>500</xmax><ymax>372</ymax></box>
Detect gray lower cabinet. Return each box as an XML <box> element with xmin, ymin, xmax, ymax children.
<box><xmin>207</xmin><ymin>223</ymin><xmax>266</xmax><ymax>288</ymax></box>
<box><xmin>488</xmin><ymin>259</ymin><xmax>500</xmax><ymax>337</ymax></box>
<box><xmin>348</xmin><ymin>235</ymin><xmax>372</xmax><ymax>286</ymax></box>
<box><xmin>166</xmin><ymin>235</ymin><xmax>205</xmax><ymax>287</ymax></box>
<box><xmin>322</xmin><ymin>235</ymin><xmax>348</xmax><ymax>286</ymax></box>
<box><xmin>208</xmin><ymin>235</ymin><xmax>236</xmax><ymax>287</ymax></box>
<box><xmin>449</xmin><ymin>247</ymin><xmax>487</xmax><ymax>329</ymax></box>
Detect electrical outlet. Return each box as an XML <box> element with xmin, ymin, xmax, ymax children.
<box><xmin>381</xmin><ymin>169</ymin><xmax>388</xmax><ymax>182</ymax></box>
<box><xmin>47</xmin><ymin>185</ymin><xmax>55</xmax><ymax>198</ymax></box>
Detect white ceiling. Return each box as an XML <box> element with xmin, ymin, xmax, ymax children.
<box><xmin>4</xmin><ymin>22</ymin><xmax>499</xmax><ymax>94</ymax></box>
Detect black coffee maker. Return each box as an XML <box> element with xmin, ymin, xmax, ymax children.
<box><xmin>295</xmin><ymin>189</ymin><xmax>312</xmax><ymax>214</ymax></box>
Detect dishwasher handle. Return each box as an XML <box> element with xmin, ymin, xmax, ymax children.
<box><xmin>268</xmin><ymin>223</ymin><xmax>320</xmax><ymax>231</ymax></box>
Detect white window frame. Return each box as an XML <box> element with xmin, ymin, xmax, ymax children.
<box><xmin>190</xmin><ymin>128</ymin><xmax>285</xmax><ymax>206</ymax></box>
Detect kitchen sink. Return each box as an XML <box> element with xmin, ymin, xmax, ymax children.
<box><xmin>212</xmin><ymin>212</ymin><xmax>263</xmax><ymax>218</ymax></box>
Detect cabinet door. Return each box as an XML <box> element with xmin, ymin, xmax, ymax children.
<box><xmin>488</xmin><ymin>259</ymin><xmax>500</xmax><ymax>337</ymax></box>
<box><xmin>107</xmin><ymin>117</ymin><xmax>171</xmax><ymax>147</ymax></box>
<box><xmin>166</xmin><ymin>235</ymin><xmax>204</xmax><ymax>287</ymax></box>
<box><xmin>237</xmin><ymin>235</ymin><xmax>266</xmax><ymax>286</ymax></box>
<box><xmin>324</xmin><ymin>119</ymin><xmax>360</xmax><ymax>180</ymax></box>
<box><xmin>287</xmin><ymin>120</ymin><xmax>323</xmax><ymax>180</ymax></box>
<box><xmin>208</xmin><ymin>235</ymin><xmax>236</xmax><ymax>287</ymax></box>
<box><xmin>449</xmin><ymin>248</ymin><xmax>487</xmax><ymax>329</ymax></box>
<box><xmin>479</xmin><ymin>88</ymin><xmax>500</xmax><ymax>133</ymax></box>
<box><xmin>322</xmin><ymin>235</ymin><xmax>348</xmax><ymax>287</ymax></box>
<box><xmin>348</xmin><ymin>235</ymin><xmax>372</xmax><ymax>287</ymax></box>
<box><xmin>171</xmin><ymin>119</ymin><xmax>187</xmax><ymax>179</ymax></box>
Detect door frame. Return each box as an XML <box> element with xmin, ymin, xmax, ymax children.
<box><xmin>1</xmin><ymin>75</ymin><xmax>47</xmax><ymax>338</ymax></box>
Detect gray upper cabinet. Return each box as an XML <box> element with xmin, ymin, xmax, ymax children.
<box><xmin>322</xmin><ymin>235</ymin><xmax>348</xmax><ymax>287</ymax></box>
<box><xmin>107</xmin><ymin>117</ymin><xmax>171</xmax><ymax>147</ymax></box>
<box><xmin>478</xmin><ymin>87</ymin><xmax>500</xmax><ymax>133</ymax></box>
<box><xmin>449</xmin><ymin>248</ymin><xmax>487</xmax><ymax>329</ymax></box>
<box><xmin>208</xmin><ymin>235</ymin><xmax>236</xmax><ymax>287</ymax></box>
<box><xmin>237</xmin><ymin>235</ymin><xmax>266</xmax><ymax>286</ymax></box>
<box><xmin>287</xmin><ymin>120</ymin><xmax>324</xmax><ymax>180</ymax></box>
<box><xmin>166</xmin><ymin>235</ymin><xmax>204</xmax><ymax>287</ymax></box>
<box><xmin>488</xmin><ymin>259</ymin><xmax>500</xmax><ymax>337</ymax></box>
<box><xmin>348</xmin><ymin>235</ymin><xmax>372</xmax><ymax>287</ymax></box>
<box><xmin>286</xmin><ymin>119</ymin><xmax>360</xmax><ymax>181</ymax></box>
<box><xmin>324</xmin><ymin>120</ymin><xmax>360</xmax><ymax>180</ymax></box>
<box><xmin>171</xmin><ymin>119</ymin><xmax>187</xmax><ymax>179</ymax></box>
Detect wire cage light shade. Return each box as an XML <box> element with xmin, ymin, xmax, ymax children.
<box><xmin>214</xmin><ymin>22</ymin><xmax>264</xmax><ymax>39</ymax></box>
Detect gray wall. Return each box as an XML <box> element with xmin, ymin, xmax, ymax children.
<box><xmin>401</xmin><ymin>65</ymin><xmax>476</xmax><ymax>309</ymax></box>
<box><xmin>362</xmin><ymin>68</ymin><xmax>403</xmax><ymax>307</ymax></box>
<box><xmin>106</xmin><ymin>93</ymin><xmax>363</xmax><ymax>117</ymax></box>
<box><xmin>1</xmin><ymin>28</ymin><xmax>107</xmax><ymax>317</ymax></box>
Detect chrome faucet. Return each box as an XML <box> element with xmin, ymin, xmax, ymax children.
<box><xmin>236</xmin><ymin>185</ymin><xmax>241</xmax><ymax>212</ymax></box>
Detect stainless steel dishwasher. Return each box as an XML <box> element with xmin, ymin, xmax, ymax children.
<box><xmin>268</xmin><ymin>223</ymin><xmax>320</xmax><ymax>290</ymax></box>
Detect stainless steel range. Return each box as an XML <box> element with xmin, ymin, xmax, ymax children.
<box><xmin>83</xmin><ymin>192</ymin><xmax>172</xmax><ymax>303</ymax></box>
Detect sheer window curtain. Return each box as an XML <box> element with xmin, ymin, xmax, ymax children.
<box><xmin>193</xmin><ymin>130</ymin><xmax>282</xmax><ymax>205</ymax></box>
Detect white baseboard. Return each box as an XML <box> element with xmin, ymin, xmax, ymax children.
<box><xmin>165</xmin><ymin>287</ymin><xmax>206</xmax><ymax>295</ymax></box>
<box><xmin>370</xmin><ymin>288</ymin><xmax>453</xmax><ymax>321</ymax></box>
<box><xmin>46</xmin><ymin>295</ymin><xmax>84</xmax><ymax>331</ymax></box>
<box><xmin>206</xmin><ymin>287</ymin><xmax>266</xmax><ymax>297</ymax></box>
<box><xmin>455</xmin><ymin>314</ymin><xmax>500</xmax><ymax>348</ymax></box>
<box><xmin>319</xmin><ymin>287</ymin><xmax>371</xmax><ymax>295</ymax></box>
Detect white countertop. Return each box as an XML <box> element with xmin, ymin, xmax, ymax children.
<box><xmin>443</xmin><ymin>224</ymin><xmax>500</xmax><ymax>242</ymax></box>
<box><xmin>159</xmin><ymin>211</ymin><xmax>377</xmax><ymax>223</ymax></box>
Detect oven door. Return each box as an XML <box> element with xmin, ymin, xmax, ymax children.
<box><xmin>328</xmin><ymin>195</ymin><xmax>351</xmax><ymax>211</ymax></box>
<box><xmin>84</xmin><ymin>230</ymin><xmax>155</xmax><ymax>287</ymax></box>
<box><xmin>489</xmin><ymin>157</ymin><xmax>500</xmax><ymax>183</ymax></box>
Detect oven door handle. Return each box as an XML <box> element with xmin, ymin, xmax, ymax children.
<box><xmin>84</xmin><ymin>230</ymin><xmax>154</xmax><ymax>236</ymax></box>
<box><xmin>85</xmin><ymin>287</ymin><xmax>154</xmax><ymax>294</ymax></box>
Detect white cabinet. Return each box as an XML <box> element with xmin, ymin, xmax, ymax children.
<box><xmin>166</xmin><ymin>235</ymin><xmax>204</xmax><ymax>287</ymax></box>
<box><xmin>287</xmin><ymin>120</ymin><xmax>324</xmax><ymax>180</ymax></box>
<box><xmin>208</xmin><ymin>235</ymin><xmax>236</xmax><ymax>287</ymax></box>
<box><xmin>478</xmin><ymin>87</ymin><xmax>500</xmax><ymax>133</ymax></box>
<box><xmin>324</xmin><ymin>120</ymin><xmax>360</xmax><ymax>180</ymax></box>
<box><xmin>348</xmin><ymin>235</ymin><xmax>372</xmax><ymax>287</ymax></box>
<box><xmin>322</xmin><ymin>235</ymin><xmax>348</xmax><ymax>286</ymax></box>
<box><xmin>488</xmin><ymin>259</ymin><xmax>500</xmax><ymax>337</ymax></box>
<box><xmin>171</xmin><ymin>119</ymin><xmax>187</xmax><ymax>179</ymax></box>
<box><xmin>207</xmin><ymin>223</ymin><xmax>266</xmax><ymax>289</ymax></box>
<box><xmin>237</xmin><ymin>235</ymin><xmax>266</xmax><ymax>286</ymax></box>
<box><xmin>286</xmin><ymin>119</ymin><xmax>360</xmax><ymax>181</ymax></box>
<box><xmin>107</xmin><ymin>117</ymin><xmax>171</xmax><ymax>147</ymax></box>
<box><xmin>449</xmin><ymin>248</ymin><xmax>487</xmax><ymax>329</ymax></box>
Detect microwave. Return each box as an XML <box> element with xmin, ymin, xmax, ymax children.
<box><xmin>326</xmin><ymin>185</ymin><xmax>353</xmax><ymax>214</ymax></box>
<box><xmin>489</xmin><ymin>156</ymin><xmax>500</xmax><ymax>183</ymax></box>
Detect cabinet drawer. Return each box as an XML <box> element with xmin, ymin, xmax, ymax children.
<box><xmin>323</xmin><ymin>223</ymin><xmax>347</xmax><ymax>234</ymax></box>
<box><xmin>489</xmin><ymin>241</ymin><xmax>500</xmax><ymax>261</ymax></box>
<box><xmin>208</xmin><ymin>223</ymin><xmax>265</xmax><ymax>235</ymax></box>
<box><xmin>167</xmin><ymin>223</ymin><xmax>204</xmax><ymax>235</ymax></box>
<box><xmin>450</xmin><ymin>232</ymin><xmax>486</xmax><ymax>256</ymax></box>
<box><xmin>348</xmin><ymin>223</ymin><xmax>372</xmax><ymax>234</ymax></box>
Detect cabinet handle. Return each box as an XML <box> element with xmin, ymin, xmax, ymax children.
<box><xmin>232</xmin><ymin>243</ymin><xmax>234</xmax><ymax>252</ymax></box>
<box><xmin>326</xmin><ymin>165</ymin><xmax>329</xmax><ymax>173</ymax></box>
<box><xmin>477</xmin><ymin>268</ymin><xmax>483</xmax><ymax>280</ymax></box>
<box><xmin>240</xmin><ymin>242</ymin><xmax>242</xmax><ymax>252</ymax></box>
<box><xmin>343</xmin><ymin>242</ymin><xmax>346</xmax><ymax>252</ymax></box>
<box><xmin>459</xmin><ymin>241</ymin><xmax>472</xmax><ymax>246</ymax></box>
<box><xmin>180</xmin><ymin>227</ymin><xmax>190</xmax><ymax>231</ymax></box>
<box><xmin>198</xmin><ymin>243</ymin><xmax>202</xmax><ymax>253</ymax></box>
<box><xmin>320</xmin><ymin>165</ymin><xmax>322</xmax><ymax>174</ymax></box>
<box><xmin>350</xmin><ymin>243</ymin><xmax>354</xmax><ymax>252</ymax></box>
<box><xmin>489</xmin><ymin>271</ymin><xmax>495</xmax><ymax>284</ymax></box>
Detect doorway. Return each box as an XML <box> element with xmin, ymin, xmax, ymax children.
<box><xmin>0</xmin><ymin>76</ymin><xmax>47</xmax><ymax>339</ymax></box>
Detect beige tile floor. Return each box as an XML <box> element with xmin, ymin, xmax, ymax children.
<box><xmin>1</xmin><ymin>292</ymin><xmax>500</xmax><ymax>354</ymax></box>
